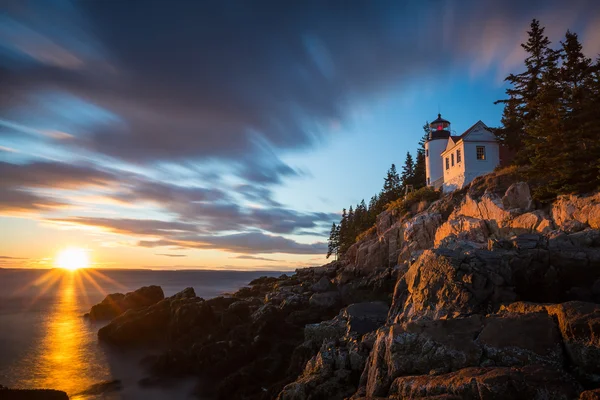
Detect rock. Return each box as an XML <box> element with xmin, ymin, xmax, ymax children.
<box><xmin>364</xmin><ymin>316</ymin><xmax>484</xmax><ymax>397</ymax></box>
<box><xmin>168</xmin><ymin>298</ymin><xmax>216</xmax><ymax>342</ymax></box>
<box><xmin>87</xmin><ymin>285</ymin><xmax>164</xmax><ymax>320</ymax></box>
<box><xmin>499</xmin><ymin>301</ymin><xmax>600</xmax><ymax>384</ymax></box>
<box><xmin>391</xmin><ymin>248</ymin><xmax>514</xmax><ymax>322</ymax></box>
<box><xmin>509</xmin><ymin>210</ymin><xmax>554</xmax><ymax>235</ymax></box>
<box><xmin>171</xmin><ymin>287</ymin><xmax>196</xmax><ymax>299</ymax></box>
<box><xmin>434</xmin><ymin>215</ymin><xmax>489</xmax><ymax>246</ymax></box>
<box><xmin>277</xmin><ymin>340</ymin><xmax>357</xmax><ymax>400</ymax></box>
<box><xmin>304</xmin><ymin>302</ymin><xmax>389</xmax><ymax>345</ymax></box>
<box><xmin>476</xmin><ymin>312</ymin><xmax>564</xmax><ymax>367</ymax></box>
<box><xmin>305</xmin><ymin>320</ymin><xmax>346</xmax><ymax>344</ymax></box>
<box><xmin>399</xmin><ymin>212</ymin><xmax>443</xmax><ymax>263</ymax></box>
<box><xmin>581</xmin><ymin>389</ymin><xmax>600</xmax><ymax>400</ymax></box>
<box><xmin>309</xmin><ymin>291</ymin><xmax>341</xmax><ymax>309</ymax></box>
<box><xmin>552</xmin><ymin>193</ymin><xmax>600</xmax><ymax>230</ymax></box>
<box><xmin>455</xmin><ymin>193</ymin><xmax>513</xmax><ymax>235</ymax></box>
<box><xmin>563</xmin><ymin>219</ymin><xmax>589</xmax><ymax>233</ymax></box>
<box><xmin>0</xmin><ymin>387</ymin><xmax>69</xmax><ymax>399</ymax></box>
<box><xmin>311</xmin><ymin>276</ymin><xmax>334</xmax><ymax>293</ymax></box>
<box><xmin>98</xmin><ymin>298</ymin><xmax>172</xmax><ymax>345</ymax></box>
<box><xmin>390</xmin><ymin>365</ymin><xmax>581</xmax><ymax>400</ymax></box>
<box><xmin>502</xmin><ymin>182</ymin><xmax>533</xmax><ymax>211</ymax></box>
<box><xmin>546</xmin><ymin>301</ymin><xmax>600</xmax><ymax>384</ymax></box>
<box><xmin>74</xmin><ymin>380</ymin><xmax>123</xmax><ymax>396</ymax></box>
<box><xmin>341</xmin><ymin>302</ymin><xmax>389</xmax><ymax>337</ymax></box>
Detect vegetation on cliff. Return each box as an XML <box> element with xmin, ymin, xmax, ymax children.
<box><xmin>495</xmin><ymin>19</ymin><xmax>600</xmax><ymax>199</ymax></box>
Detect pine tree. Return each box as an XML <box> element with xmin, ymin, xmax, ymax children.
<box><xmin>412</xmin><ymin>127</ymin><xmax>428</xmax><ymax>189</ymax></box>
<box><xmin>347</xmin><ymin>205</ymin><xmax>355</xmax><ymax>246</ymax></box>
<box><xmin>525</xmin><ymin>33</ymin><xmax>563</xmax><ymax>196</ymax></box>
<box><xmin>556</xmin><ymin>31</ymin><xmax>600</xmax><ymax>194</ymax></box>
<box><xmin>400</xmin><ymin>152</ymin><xmax>415</xmax><ymax>190</ymax></box>
<box><xmin>495</xmin><ymin>19</ymin><xmax>557</xmax><ymax>162</ymax></box>
<box><xmin>326</xmin><ymin>222</ymin><xmax>337</xmax><ymax>259</ymax></box>
<box><xmin>382</xmin><ymin>164</ymin><xmax>402</xmax><ymax>205</ymax></box>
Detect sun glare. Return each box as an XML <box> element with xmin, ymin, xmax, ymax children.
<box><xmin>56</xmin><ymin>248</ymin><xmax>90</xmax><ymax>271</ymax></box>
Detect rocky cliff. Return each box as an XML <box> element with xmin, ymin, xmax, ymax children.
<box><xmin>90</xmin><ymin>168</ymin><xmax>600</xmax><ymax>399</ymax></box>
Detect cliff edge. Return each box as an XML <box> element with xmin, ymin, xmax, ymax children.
<box><xmin>90</xmin><ymin>168</ymin><xmax>600</xmax><ymax>399</ymax></box>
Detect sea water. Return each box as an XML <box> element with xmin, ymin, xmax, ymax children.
<box><xmin>0</xmin><ymin>268</ymin><xmax>283</xmax><ymax>399</ymax></box>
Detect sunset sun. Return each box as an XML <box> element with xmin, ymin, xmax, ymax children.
<box><xmin>55</xmin><ymin>248</ymin><xmax>90</xmax><ymax>271</ymax></box>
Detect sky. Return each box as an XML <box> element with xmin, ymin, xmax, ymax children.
<box><xmin>1</xmin><ymin>0</ymin><xmax>599</xmax><ymax>271</ymax></box>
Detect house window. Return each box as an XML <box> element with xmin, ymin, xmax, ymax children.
<box><xmin>457</xmin><ymin>149</ymin><xmax>462</xmax><ymax>163</ymax></box>
<box><xmin>476</xmin><ymin>146</ymin><xmax>486</xmax><ymax>160</ymax></box>
<box><xmin>445</xmin><ymin>157</ymin><xmax>449</xmax><ymax>170</ymax></box>
<box><xmin>426</xmin><ymin>149</ymin><xmax>429</xmax><ymax>157</ymax></box>
<box><xmin>451</xmin><ymin>153</ymin><xmax>454</xmax><ymax>167</ymax></box>
<box><xmin>427</xmin><ymin>177</ymin><xmax>430</xmax><ymax>185</ymax></box>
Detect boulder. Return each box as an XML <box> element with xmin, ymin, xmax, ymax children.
<box><xmin>476</xmin><ymin>312</ymin><xmax>564</xmax><ymax>367</ymax></box>
<box><xmin>277</xmin><ymin>340</ymin><xmax>358</xmax><ymax>400</ymax></box>
<box><xmin>508</xmin><ymin>210</ymin><xmax>554</xmax><ymax>235</ymax></box>
<box><xmin>552</xmin><ymin>193</ymin><xmax>600</xmax><ymax>230</ymax></box>
<box><xmin>546</xmin><ymin>301</ymin><xmax>600</xmax><ymax>383</ymax></box>
<box><xmin>399</xmin><ymin>212</ymin><xmax>443</xmax><ymax>263</ymax></box>
<box><xmin>581</xmin><ymin>389</ymin><xmax>600</xmax><ymax>400</ymax></box>
<box><xmin>86</xmin><ymin>285</ymin><xmax>164</xmax><ymax>320</ymax></box>
<box><xmin>391</xmin><ymin>248</ymin><xmax>515</xmax><ymax>322</ymax></box>
<box><xmin>364</xmin><ymin>316</ymin><xmax>484</xmax><ymax>397</ymax></box>
<box><xmin>98</xmin><ymin>298</ymin><xmax>172</xmax><ymax>345</ymax></box>
<box><xmin>434</xmin><ymin>215</ymin><xmax>489</xmax><ymax>246</ymax></box>
<box><xmin>0</xmin><ymin>387</ymin><xmax>69</xmax><ymax>399</ymax></box>
<box><xmin>502</xmin><ymin>182</ymin><xmax>533</xmax><ymax>211</ymax></box>
<box><xmin>455</xmin><ymin>193</ymin><xmax>513</xmax><ymax>235</ymax></box>
<box><xmin>309</xmin><ymin>291</ymin><xmax>341</xmax><ymax>309</ymax></box>
<box><xmin>389</xmin><ymin>365</ymin><xmax>581</xmax><ymax>400</ymax></box>
<box><xmin>341</xmin><ymin>302</ymin><xmax>389</xmax><ymax>337</ymax></box>
<box><xmin>311</xmin><ymin>276</ymin><xmax>334</xmax><ymax>293</ymax></box>
<box><xmin>73</xmin><ymin>380</ymin><xmax>122</xmax><ymax>396</ymax></box>
<box><xmin>305</xmin><ymin>301</ymin><xmax>389</xmax><ymax>345</ymax></box>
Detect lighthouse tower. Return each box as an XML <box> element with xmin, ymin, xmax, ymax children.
<box><xmin>425</xmin><ymin>114</ymin><xmax>451</xmax><ymax>189</ymax></box>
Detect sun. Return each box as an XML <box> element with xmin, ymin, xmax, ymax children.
<box><xmin>55</xmin><ymin>247</ymin><xmax>90</xmax><ymax>271</ymax></box>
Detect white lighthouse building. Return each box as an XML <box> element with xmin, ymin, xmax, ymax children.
<box><xmin>425</xmin><ymin>114</ymin><xmax>501</xmax><ymax>193</ymax></box>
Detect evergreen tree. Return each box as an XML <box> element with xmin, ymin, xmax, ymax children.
<box><xmin>381</xmin><ymin>164</ymin><xmax>402</xmax><ymax>205</ymax></box>
<box><xmin>495</xmin><ymin>19</ymin><xmax>558</xmax><ymax>162</ymax></box>
<box><xmin>400</xmin><ymin>152</ymin><xmax>415</xmax><ymax>190</ymax></box>
<box><xmin>555</xmin><ymin>31</ymin><xmax>600</xmax><ymax>194</ymax></box>
<box><xmin>326</xmin><ymin>222</ymin><xmax>338</xmax><ymax>259</ymax></box>
<box><xmin>412</xmin><ymin>127</ymin><xmax>428</xmax><ymax>189</ymax></box>
<box><xmin>338</xmin><ymin>208</ymin><xmax>348</xmax><ymax>254</ymax></box>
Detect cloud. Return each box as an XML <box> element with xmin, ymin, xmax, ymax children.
<box><xmin>0</xmin><ymin>161</ymin><xmax>114</xmax><ymax>189</ymax></box>
<box><xmin>47</xmin><ymin>217</ymin><xmax>199</xmax><ymax>236</ymax></box>
<box><xmin>139</xmin><ymin>231</ymin><xmax>326</xmax><ymax>255</ymax></box>
<box><xmin>0</xmin><ymin>189</ymin><xmax>68</xmax><ymax>213</ymax></box>
<box><xmin>231</xmin><ymin>255</ymin><xmax>280</xmax><ymax>262</ymax></box>
<box><xmin>155</xmin><ymin>253</ymin><xmax>187</xmax><ymax>258</ymax></box>
<box><xmin>2</xmin><ymin>0</ymin><xmax>598</xmax><ymax>258</ymax></box>
<box><xmin>0</xmin><ymin>256</ymin><xmax>27</xmax><ymax>259</ymax></box>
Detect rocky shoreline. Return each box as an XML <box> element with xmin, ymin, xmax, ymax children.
<box><xmin>80</xmin><ymin>170</ymin><xmax>600</xmax><ymax>399</ymax></box>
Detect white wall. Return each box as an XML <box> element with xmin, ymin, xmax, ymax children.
<box><xmin>442</xmin><ymin>142</ymin><xmax>466</xmax><ymax>192</ymax></box>
<box><xmin>425</xmin><ymin>138</ymin><xmax>447</xmax><ymax>189</ymax></box>
<box><xmin>461</xmin><ymin>140</ymin><xmax>500</xmax><ymax>187</ymax></box>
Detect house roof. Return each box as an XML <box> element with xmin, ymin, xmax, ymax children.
<box><xmin>441</xmin><ymin>120</ymin><xmax>492</xmax><ymax>155</ymax></box>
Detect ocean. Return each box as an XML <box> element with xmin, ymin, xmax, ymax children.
<box><xmin>0</xmin><ymin>268</ymin><xmax>284</xmax><ymax>399</ymax></box>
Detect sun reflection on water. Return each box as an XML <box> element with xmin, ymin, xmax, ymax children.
<box><xmin>20</xmin><ymin>270</ymin><xmax>99</xmax><ymax>396</ymax></box>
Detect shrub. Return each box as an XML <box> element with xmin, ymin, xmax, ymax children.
<box><xmin>385</xmin><ymin>187</ymin><xmax>440</xmax><ymax>215</ymax></box>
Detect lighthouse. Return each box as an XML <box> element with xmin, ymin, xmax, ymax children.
<box><xmin>425</xmin><ymin>114</ymin><xmax>451</xmax><ymax>189</ymax></box>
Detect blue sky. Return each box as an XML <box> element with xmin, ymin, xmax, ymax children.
<box><xmin>1</xmin><ymin>0</ymin><xmax>599</xmax><ymax>270</ymax></box>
